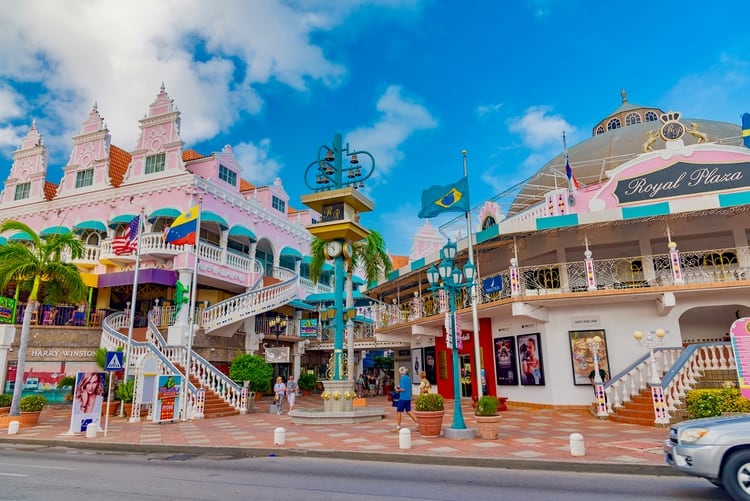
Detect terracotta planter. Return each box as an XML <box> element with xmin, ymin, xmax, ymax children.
<box><xmin>0</xmin><ymin>411</ymin><xmax>41</xmax><ymax>429</ymax></box>
<box><xmin>414</xmin><ymin>410</ymin><xmax>445</xmax><ymax>438</ymax></box>
<box><xmin>254</xmin><ymin>392</ymin><xmax>264</xmax><ymax>401</ymax></box>
<box><xmin>475</xmin><ymin>414</ymin><xmax>502</xmax><ymax>440</ymax></box>
<box><xmin>302</xmin><ymin>389</ymin><xmax>312</xmax><ymax>396</ymax></box>
<box><xmin>102</xmin><ymin>401</ymin><xmax>120</xmax><ymax>416</ymax></box>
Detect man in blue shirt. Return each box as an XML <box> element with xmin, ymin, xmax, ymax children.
<box><xmin>394</xmin><ymin>366</ymin><xmax>418</xmax><ymax>431</ymax></box>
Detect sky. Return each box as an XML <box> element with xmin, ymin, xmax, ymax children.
<box><xmin>0</xmin><ymin>1</ymin><xmax>748</xmax><ymax>257</ymax></box>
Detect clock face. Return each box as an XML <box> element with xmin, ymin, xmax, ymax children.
<box><xmin>326</xmin><ymin>241</ymin><xmax>342</xmax><ymax>258</ymax></box>
<box><xmin>661</xmin><ymin>122</ymin><xmax>684</xmax><ymax>141</ymax></box>
<box><xmin>343</xmin><ymin>243</ymin><xmax>353</xmax><ymax>260</ymax></box>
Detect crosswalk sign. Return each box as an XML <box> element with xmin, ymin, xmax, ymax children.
<box><xmin>105</xmin><ymin>351</ymin><xmax>124</xmax><ymax>371</ymax></box>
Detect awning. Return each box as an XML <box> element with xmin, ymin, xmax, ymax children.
<box><xmin>321</xmin><ymin>263</ymin><xmax>334</xmax><ymax>272</ymax></box>
<box><xmin>228</xmin><ymin>225</ymin><xmax>257</xmax><ymax>242</ymax></box>
<box><xmin>80</xmin><ymin>273</ymin><xmax>98</xmax><ymax>288</ymax></box>
<box><xmin>73</xmin><ymin>220</ymin><xmax>107</xmax><ymax>233</ymax></box>
<box><xmin>148</xmin><ymin>207</ymin><xmax>181</xmax><ymax>222</ymax></box>
<box><xmin>289</xmin><ymin>299</ymin><xmax>316</xmax><ymax>311</ymax></box>
<box><xmin>40</xmin><ymin>226</ymin><xmax>71</xmax><ymax>236</ymax></box>
<box><xmin>0</xmin><ymin>236</ymin><xmax>6</xmax><ymax>245</ymax></box>
<box><xmin>305</xmin><ymin>290</ymin><xmax>372</xmax><ymax>306</ymax></box>
<box><xmin>280</xmin><ymin>246</ymin><xmax>302</xmax><ymax>260</ymax></box>
<box><xmin>109</xmin><ymin>214</ymin><xmax>137</xmax><ymax>229</ymax></box>
<box><xmin>98</xmin><ymin>269</ymin><xmax>177</xmax><ymax>288</ymax></box>
<box><xmin>351</xmin><ymin>275</ymin><xmax>366</xmax><ymax>285</ymax></box>
<box><xmin>9</xmin><ymin>232</ymin><xmax>33</xmax><ymax>241</ymax></box>
<box><xmin>302</xmin><ymin>255</ymin><xmax>314</xmax><ymax>264</ymax></box>
<box><xmin>201</xmin><ymin>211</ymin><xmax>228</xmax><ymax>230</ymax></box>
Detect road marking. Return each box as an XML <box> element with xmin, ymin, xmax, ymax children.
<box><xmin>0</xmin><ymin>472</ymin><xmax>28</xmax><ymax>477</ymax></box>
<box><xmin>0</xmin><ymin>462</ymin><xmax>75</xmax><ymax>471</ymax></box>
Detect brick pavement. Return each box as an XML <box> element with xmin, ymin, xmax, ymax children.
<box><xmin>0</xmin><ymin>394</ymin><xmax>673</xmax><ymax>474</ymax></box>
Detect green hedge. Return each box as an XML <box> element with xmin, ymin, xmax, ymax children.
<box><xmin>685</xmin><ymin>388</ymin><xmax>750</xmax><ymax>419</ymax></box>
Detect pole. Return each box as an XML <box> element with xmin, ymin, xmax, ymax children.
<box><xmin>462</xmin><ymin>150</ymin><xmax>483</xmax><ymax>399</ymax></box>
<box><xmin>450</xmin><ymin>289</ymin><xmax>466</xmax><ymax>429</ymax></box>
<box><xmin>120</xmin><ymin>209</ymin><xmax>144</xmax><ymax>417</ymax></box>
<box><xmin>181</xmin><ymin>197</ymin><xmax>202</xmax><ymax>421</ymax></box>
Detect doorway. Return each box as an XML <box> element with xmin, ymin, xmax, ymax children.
<box><xmin>459</xmin><ymin>354</ymin><xmax>472</xmax><ymax>397</ymax></box>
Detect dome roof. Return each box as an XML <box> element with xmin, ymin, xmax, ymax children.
<box><xmin>509</xmin><ymin>105</ymin><xmax>743</xmax><ymax>216</ymax></box>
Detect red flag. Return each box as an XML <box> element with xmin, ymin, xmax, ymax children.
<box><xmin>112</xmin><ymin>216</ymin><xmax>140</xmax><ymax>255</ymax></box>
<box><xmin>565</xmin><ymin>156</ymin><xmax>580</xmax><ymax>190</ymax></box>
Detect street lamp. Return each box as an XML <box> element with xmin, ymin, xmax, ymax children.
<box><xmin>426</xmin><ymin>240</ymin><xmax>475</xmax><ymax>430</ymax></box>
<box><xmin>587</xmin><ymin>335</ymin><xmax>608</xmax><ymax>417</ymax></box>
<box><xmin>633</xmin><ymin>328</ymin><xmax>669</xmax><ymax>425</ymax></box>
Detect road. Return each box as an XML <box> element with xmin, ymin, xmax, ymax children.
<box><xmin>0</xmin><ymin>444</ymin><xmax>732</xmax><ymax>501</ymax></box>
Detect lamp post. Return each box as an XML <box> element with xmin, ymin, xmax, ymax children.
<box><xmin>269</xmin><ymin>315</ymin><xmax>287</xmax><ymax>379</ymax></box>
<box><xmin>633</xmin><ymin>328</ymin><xmax>669</xmax><ymax>425</ymax></box>
<box><xmin>426</xmin><ymin>240</ymin><xmax>475</xmax><ymax>430</ymax></box>
<box><xmin>587</xmin><ymin>335</ymin><xmax>608</xmax><ymax>417</ymax></box>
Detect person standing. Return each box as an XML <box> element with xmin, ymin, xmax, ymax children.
<box><xmin>286</xmin><ymin>375</ymin><xmax>298</xmax><ymax>412</ymax></box>
<box><xmin>273</xmin><ymin>376</ymin><xmax>286</xmax><ymax>415</ymax></box>
<box><xmin>394</xmin><ymin>366</ymin><xmax>418</xmax><ymax>431</ymax></box>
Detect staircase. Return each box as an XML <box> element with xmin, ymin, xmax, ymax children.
<box><xmin>173</xmin><ymin>363</ymin><xmax>239</xmax><ymax>418</ymax></box>
<box><xmin>606</xmin><ymin>389</ymin><xmax>660</xmax><ymax>426</ymax></box>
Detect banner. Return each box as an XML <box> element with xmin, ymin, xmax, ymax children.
<box><xmin>68</xmin><ymin>372</ymin><xmax>105</xmax><ymax>434</ymax></box>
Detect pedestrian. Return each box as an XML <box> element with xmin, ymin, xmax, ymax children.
<box><xmin>367</xmin><ymin>373</ymin><xmax>376</xmax><ymax>397</ymax></box>
<box><xmin>418</xmin><ymin>370</ymin><xmax>431</xmax><ymax>394</ymax></box>
<box><xmin>394</xmin><ymin>366</ymin><xmax>418</xmax><ymax>431</ymax></box>
<box><xmin>273</xmin><ymin>376</ymin><xmax>286</xmax><ymax>415</ymax></box>
<box><xmin>286</xmin><ymin>375</ymin><xmax>298</xmax><ymax>412</ymax></box>
<box><xmin>357</xmin><ymin>373</ymin><xmax>366</xmax><ymax>397</ymax></box>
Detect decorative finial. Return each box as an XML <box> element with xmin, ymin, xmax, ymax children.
<box><xmin>621</xmin><ymin>88</ymin><xmax>627</xmax><ymax>103</ymax></box>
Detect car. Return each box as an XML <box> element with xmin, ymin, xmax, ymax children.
<box><xmin>664</xmin><ymin>413</ymin><xmax>750</xmax><ymax>501</ymax></box>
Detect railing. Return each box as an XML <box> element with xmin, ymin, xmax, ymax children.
<box><xmin>376</xmin><ymin>245</ymin><xmax>750</xmax><ymax>329</ymax></box>
<box><xmin>14</xmin><ymin>303</ymin><xmax>121</xmax><ymax>328</ymax></box>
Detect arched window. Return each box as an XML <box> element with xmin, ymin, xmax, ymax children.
<box><xmin>481</xmin><ymin>216</ymin><xmax>496</xmax><ymax>230</ymax></box>
<box><xmin>595</xmin><ymin>126</ymin><xmax>605</xmax><ymax>135</ymax></box>
<box><xmin>645</xmin><ymin>111</ymin><xmax>658</xmax><ymax>122</ymax></box>
<box><xmin>625</xmin><ymin>113</ymin><xmax>641</xmax><ymax>126</ymax></box>
<box><xmin>607</xmin><ymin>118</ymin><xmax>621</xmax><ymax>130</ymax></box>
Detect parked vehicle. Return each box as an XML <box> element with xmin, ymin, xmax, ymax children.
<box><xmin>664</xmin><ymin>413</ymin><xmax>750</xmax><ymax>500</ymax></box>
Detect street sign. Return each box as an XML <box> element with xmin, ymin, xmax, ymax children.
<box><xmin>105</xmin><ymin>351</ymin><xmax>124</xmax><ymax>371</ymax></box>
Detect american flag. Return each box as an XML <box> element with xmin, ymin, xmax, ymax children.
<box><xmin>112</xmin><ymin>216</ymin><xmax>140</xmax><ymax>255</ymax></box>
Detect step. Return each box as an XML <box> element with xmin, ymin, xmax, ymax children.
<box><xmin>609</xmin><ymin>414</ymin><xmax>661</xmax><ymax>427</ymax></box>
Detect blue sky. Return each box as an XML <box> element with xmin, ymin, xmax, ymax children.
<box><xmin>0</xmin><ymin>1</ymin><xmax>748</xmax><ymax>257</ymax></box>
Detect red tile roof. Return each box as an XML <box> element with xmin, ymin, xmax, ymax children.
<box><xmin>109</xmin><ymin>145</ymin><xmax>131</xmax><ymax>187</ymax></box>
<box><xmin>182</xmin><ymin>149</ymin><xmax>206</xmax><ymax>161</ymax></box>
<box><xmin>390</xmin><ymin>255</ymin><xmax>409</xmax><ymax>270</ymax></box>
<box><xmin>43</xmin><ymin>181</ymin><xmax>58</xmax><ymax>201</ymax></box>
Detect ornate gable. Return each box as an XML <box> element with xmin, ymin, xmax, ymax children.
<box><xmin>0</xmin><ymin>120</ymin><xmax>49</xmax><ymax>205</ymax></box>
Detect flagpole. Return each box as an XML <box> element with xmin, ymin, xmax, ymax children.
<box><xmin>462</xmin><ymin>150</ymin><xmax>484</xmax><ymax>399</ymax></box>
<box><xmin>181</xmin><ymin>197</ymin><xmax>202</xmax><ymax>421</ymax></box>
<box><xmin>121</xmin><ymin>208</ymin><xmax>144</xmax><ymax>418</ymax></box>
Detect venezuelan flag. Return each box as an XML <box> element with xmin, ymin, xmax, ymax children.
<box><xmin>165</xmin><ymin>206</ymin><xmax>198</xmax><ymax>245</ymax></box>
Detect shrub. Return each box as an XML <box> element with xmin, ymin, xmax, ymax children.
<box><xmin>297</xmin><ymin>372</ymin><xmax>317</xmax><ymax>391</ymax></box>
<box><xmin>57</xmin><ymin>376</ymin><xmax>76</xmax><ymax>389</ymax></box>
<box><xmin>476</xmin><ymin>395</ymin><xmax>499</xmax><ymax>416</ymax></box>
<box><xmin>415</xmin><ymin>393</ymin><xmax>444</xmax><ymax>411</ymax></box>
<box><xmin>686</xmin><ymin>388</ymin><xmax>750</xmax><ymax>418</ymax></box>
<box><xmin>116</xmin><ymin>379</ymin><xmax>134</xmax><ymax>403</ymax></box>
<box><xmin>229</xmin><ymin>353</ymin><xmax>273</xmax><ymax>393</ymax></box>
<box><xmin>19</xmin><ymin>394</ymin><xmax>47</xmax><ymax>412</ymax></box>
<box><xmin>0</xmin><ymin>393</ymin><xmax>12</xmax><ymax>407</ymax></box>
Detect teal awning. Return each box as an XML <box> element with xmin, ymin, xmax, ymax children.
<box><xmin>201</xmin><ymin>211</ymin><xmax>228</xmax><ymax>230</ymax></box>
<box><xmin>321</xmin><ymin>263</ymin><xmax>334</xmax><ymax>272</ymax></box>
<box><xmin>351</xmin><ymin>275</ymin><xmax>366</xmax><ymax>285</ymax></box>
<box><xmin>280</xmin><ymin>246</ymin><xmax>302</xmax><ymax>260</ymax></box>
<box><xmin>39</xmin><ymin>226</ymin><xmax>71</xmax><ymax>236</ymax></box>
<box><xmin>228</xmin><ymin>225</ymin><xmax>257</xmax><ymax>242</ymax></box>
<box><xmin>9</xmin><ymin>231</ymin><xmax>33</xmax><ymax>241</ymax></box>
<box><xmin>73</xmin><ymin>220</ymin><xmax>107</xmax><ymax>233</ymax></box>
<box><xmin>302</xmin><ymin>255</ymin><xmax>314</xmax><ymax>264</ymax></box>
<box><xmin>148</xmin><ymin>207</ymin><xmax>181</xmax><ymax>222</ymax></box>
<box><xmin>305</xmin><ymin>291</ymin><xmax>372</xmax><ymax>306</ymax></box>
<box><xmin>0</xmin><ymin>236</ymin><xmax>7</xmax><ymax>245</ymax></box>
<box><xmin>109</xmin><ymin>214</ymin><xmax>137</xmax><ymax>229</ymax></box>
<box><xmin>289</xmin><ymin>299</ymin><xmax>316</xmax><ymax>311</ymax></box>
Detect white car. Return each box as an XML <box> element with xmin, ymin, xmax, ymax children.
<box><xmin>664</xmin><ymin>414</ymin><xmax>750</xmax><ymax>501</ymax></box>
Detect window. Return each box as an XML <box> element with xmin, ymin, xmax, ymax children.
<box><xmin>607</xmin><ymin>118</ymin><xmax>621</xmax><ymax>131</ymax></box>
<box><xmin>645</xmin><ymin>111</ymin><xmax>658</xmax><ymax>122</ymax></box>
<box><xmin>13</xmin><ymin>182</ymin><xmax>31</xmax><ymax>201</ymax></box>
<box><xmin>75</xmin><ymin>169</ymin><xmax>94</xmax><ymax>188</ymax></box>
<box><xmin>218</xmin><ymin>165</ymin><xmax>237</xmax><ymax>186</ymax></box>
<box><xmin>279</xmin><ymin>255</ymin><xmax>296</xmax><ymax>271</ymax></box>
<box><xmin>145</xmin><ymin>153</ymin><xmax>166</xmax><ymax>174</ymax></box>
<box><xmin>625</xmin><ymin>113</ymin><xmax>641</xmax><ymax>126</ymax></box>
<box><xmin>595</xmin><ymin>126</ymin><xmax>605</xmax><ymax>135</ymax></box>
<box><xmin>481</xmin><ymin>216</ymin><xmax>496</xmax><ymax>230</ymax></box>
<box><xmin>272</xmin><ymin>195</ymin><xmax>286</xmax><ymax>213</ymax></box>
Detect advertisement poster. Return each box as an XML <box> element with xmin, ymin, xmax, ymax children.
<box><xmin>423</xmin><ymin>346</ymin><xmax>436</xmax><ymax>385</ymax></box>
<box><xmin>0</xmin><ymin>296</ymin><xmax>16</xmax><ymax>324</ymax></box>
<box><xmin>494</xmin><ymin>336</ymin><xmax>518</xmax><ymax>385</ymax></box>
<box><xmin>300</xmin><ymin>318</ymin><xmax>318</xmax><ymax>338</ymax></box>
<box><xmin>68</xmin><ymin>372</ymin><xmax>105</xmax><ymax>434</ymax></box>
<box><xmin>568</xmin><ymin>330</ymin><xmax>610</xmax><ymax>386</ymax></box>
<box><xmin>730</xmin><ymin>317</ymin><xmax>750</xmax><ymax>400</ymax></box>
<box><xmin>155</xmin><ymin>375</ymin><xmax>181</xmax><ymax>423</ymax></box>
<box><xmin>517</xmin><ymin>333</ymin><xmax>545</xmax><ymax>386</ymax></box>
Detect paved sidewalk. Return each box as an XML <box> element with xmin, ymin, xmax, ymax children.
<box><xmin>0</xmin><ymin>395</ymin><xmax>674</xmax><ymax>475</ymax></box>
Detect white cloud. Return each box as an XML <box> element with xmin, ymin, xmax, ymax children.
<box><xmin>507</xmin><ymin>105</ymin><xmax>575</xmax><ymax>149</ymax></box>
<box><xmin>477</xmin><ymin>103</ymin><xmax>504</xmax><ymax>117</ymax></box>
<box><xmin>234</xmin><ymin>139</ymin><xmax>284</xmax><ymax>183</ymax></box>
<box><xmin>346</xmin><ymin>85</ymin><xmax>437</xmax><ymax>180</ymax></box>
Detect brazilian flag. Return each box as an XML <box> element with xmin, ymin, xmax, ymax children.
<box><xmin>418</xmin><ymin>176</ymin><xmax>471</xmax><ymax>218</ymax></box>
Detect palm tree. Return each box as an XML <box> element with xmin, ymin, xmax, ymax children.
<box><xmin>0</xmin><ymin>221</ymin><xmax>87</xmax><ymax>415</ymax></box>
<box><xmin>307</xmin><ymin>229</ymin><xmax>392</xmax><ymax>286</ymax></box>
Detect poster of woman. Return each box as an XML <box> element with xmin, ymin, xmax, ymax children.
<box><xmin>494</xmin><ymin>336</ymin><xmax>518</xmax><ymax>385</ymax></box>
<box><xmin>68</xmin><ymin>371</ymin><xmax>105</xmax><ymax>434</ymax></box>
<box><xmin>517</xmin><ymin>333</ymin><xmax>545</xmax><ymax>386</ymax></box>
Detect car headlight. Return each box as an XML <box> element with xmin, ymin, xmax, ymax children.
<box><xmin>679</xmin><ymin>428</ymin><xmax>709</xmax><ymax>443</ymax></box>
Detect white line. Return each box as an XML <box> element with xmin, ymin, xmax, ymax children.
<box><xmin>0</xmin><ymin>462</ymin><xmax>75</xmax><ymax>471</ymax></box>
<box><xmin>0</xmin><ymin>472</ymin><xmax>28</xmax><ymax>477</ymax></box>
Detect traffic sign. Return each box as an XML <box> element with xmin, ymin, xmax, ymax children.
<box><xmin>105</xmin><ymin>351</ymin><xmax>124</xmax><ymax>371</ymax></box>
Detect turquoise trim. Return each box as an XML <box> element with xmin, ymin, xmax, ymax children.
<box><xmin>280</xmin><ymin>246</ymin><xmax>303</xmax><ymax>260</ymax></box>
<box><xmin>200</xmin><ymin>210</ymin><xmax>229</xmax><ymax>229</ymax></box>
<box><xmin>73</xmin><ymin>220</ymin><xmax>107</xmax><ymax>233</ymax></box>
<box><xmin>351</xmin><ymin>275</ymin><xmax>366</xmax><ymax>285</ymax></box>
<box><xmin>622</xmin><ymin>202</ymin><xmax>670</xmax><ymax>220</ymax></box>
<box><xmin>109</xmin><ymin>214</ymin><xmax>137</xmax><ymax>229</ymax></box>
<box><xmin>410</xmin><ymin>258</ymin><xmax>426</xmax><ymax>271</ymax></box>
<box><xmin>148</xmin><ymin>207</ymin><xmax>181</xmax><ymax>222</ymax></box>
<box><xmin>39</xmin><ymin>226</ymin><xmax>71</xmax><ymax>236</ymax></box>
<box><xmin>719</xmin><ymin>191</ymin><xmax>750</xmax><ymax>208</ymax></box>
<box><xmin>476</xmin><ymin>224</ymin><xmax>500</xmax><ymax>244</ymax></box>
<box><xmin>228</xmin><ymin>224</ymin><xmax>257</xmax><ymax>241</ymax></box>
<box><xmin>0</xmin><ymin>236</ymin><xmax>6</xmax><ymax>245</ymax></box>
<box><xmin>387</xmin><ymin>270</ymin><xmax>400</xmax><ymax>280</ymax></box>
<box><xmin>536</xmin><ymin>213</ymin><xmax>579</xmax><ymax>230</ymax></box>
<box><xmin>9</xmin><ymin>231</ymin><xmax>33</xmax><ymax>241</ymax></box>
<box><xmin>321</xmin><ymin>263</ymin><xmax>334</xmax><ymax>272</ymax></box>
<box><xmin>289</xmin><ymin>299</ymin><xmax>316</xmax><ymax>311</ymax></box>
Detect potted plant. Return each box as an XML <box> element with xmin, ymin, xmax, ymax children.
<box><xmin>297</xmin><ymin>372</ymin><xmax>317</xmax><ymax>396</ymax></box>
<box><xmin>475</xmin><ymin>395</ymin><xmax>502</xmax><ymax>440</ymax></box>
<box><xmin>229</xmin><ymin>353</ymin><xmax>272</xmax><ymax>401</ymax></box>
<box><xmin>16</xmin><ymin>394</ymin><xmax>47</xmax><ymax>426</ymax></box>
<box><xmin>0</xmin><ymin>393</ymin><xmax>11</xmax><ymax>414</ymax></box>
<box><xmin>414</xmin><ymin>392</ymin><xmax>445</xmax><ymax>437</ymax></box>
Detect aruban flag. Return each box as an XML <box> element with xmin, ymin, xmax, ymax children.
<box><xmin>565</xmin><ymin>155</ymin><xmax>580</xmax><ymax>190</ymax></box>
<box><xmin>112</xmin><ymin>216</ymin><xmax>140</xmax><ymax>255</ymax></box>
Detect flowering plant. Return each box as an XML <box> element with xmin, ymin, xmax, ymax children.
<box><xmin>332</xmin><ymin>391</ymin><xmax>341</xmax><ymax>400</ymax></box>
<box><xmin>343</xmin><ymin>391</ymin><xmax>355</xmax><ymax>400</ymax></box>
<box><xmin>321</xmin><ymin>391</ymin><xmax>332</xmax><ymax>400</ymax></box>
